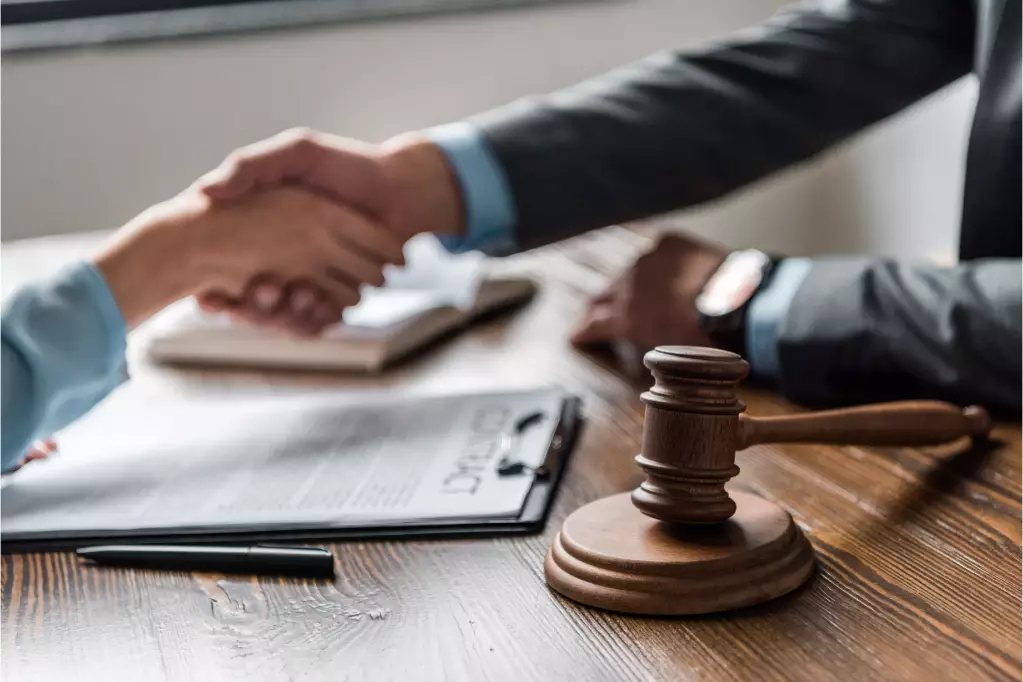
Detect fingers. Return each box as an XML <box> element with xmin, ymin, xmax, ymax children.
<box><xmin>589</xmin><ymin>286</ymin><xmax>616</xmax><ymax>306</ymax></box>
<box><xmin>197</xmin><ymin>129</ymin><xmax>388</xmax><ymax>216</ymax></box>
<box><xmin>219</xmin><ymin>275</ymin><xmax>287</xmax><ymax>328</ymax></box>
<box><xmin>318</xmin><ymin>199</ymin><xmax>406</xmax><ymax>268</ymax></box>
<box><xmin>321</xmin><ymin>240</ymin><xmax>388</xmax><ymax>291</ymax></box>
<box><xmin>11</xmin><ymin>439</ymin><xmax>57</xmax><ymax>472</ymax></box>
<box><xmin>197</xmin><ymin>291</ymin><xmax>233</xmax><ymax>314</ymax></box>
<box><xmin>27</xmin><ymin>439</ymin><xmax>56</xmax><ymax>460</ymax></box>
<box><xmin>295</xmin><ymin>196</ymin><xmax>402</xmax><ymax>300</ymax></box>
<box><xmin>279</xmin><ymin>282</ymin><xmax>345</xmax><ymax>336</ymax></box>
<box><xmin>297</xmin><ymin>275</ymin><xmax>361</xmax><ymax>323</ymax></box>
<box><xmin>197</xmin><ymin>276</ymin><xmax>285</xmax><ymax>330</ymax></box>
<box><xmin>223</xmin><ymin>278</ymin><xmax>345</xmax><ymax>337</ymax></box>
<box><xmin>570</xmin><ymin>302</ymin><xmax>620</xmax><ymax>347</ymax></box>
<box><xmin>571</xmin><ymin>288</ymin><xmax>648</xmax><ymax>379</ymax></box>
<box><xmin>197</xmin><ymin>129</ymin><xmax>328</xmax><ymax>201</ymax></box>
<box><xmin>247</xmin><ymin>277</ymin><xmax>286</xmax><ymax>318</ymax></box>
<box><xmin>314</xmin><ymin>297</ymin><xmax>344</xmax><ymax>329</ymax></box>
<box><xmin>190</xmin><ymin>185</ymin><xmax>399</xmax><ymax>336</ymax></box>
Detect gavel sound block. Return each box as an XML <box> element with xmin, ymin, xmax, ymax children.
<box><xmin>544</xmin><ymin>346</ymin><xmax>991</xmax><ymax>616</ymax></box>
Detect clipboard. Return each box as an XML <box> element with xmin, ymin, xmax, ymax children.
<box><xmin>1</xmin><ymin>394</ymin><xmax>582</xmax><ymax>553</ymax></box>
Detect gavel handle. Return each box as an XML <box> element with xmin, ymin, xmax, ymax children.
<box><xmin>737</xmin><ymin>401</ymin><xmax>992</xmax><ymax>449</ymax></box>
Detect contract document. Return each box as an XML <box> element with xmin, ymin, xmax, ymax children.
<box><xmin>1</xmin><ymin>387</ymin><xmax>570</xmax><ymax>542</ymax></box>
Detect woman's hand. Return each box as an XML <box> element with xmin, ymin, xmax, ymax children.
<box><xmin>193</xmin><ymin>128</ymin><xmax>462</xmax><ymax>335</ymax></box>
<box><xmin>197</xmin><ymin>275</ymin><xmax>346</xmax><ymax>337</ymax></box>
<box><xmin>9</xmin><ymin>439</ymin><xmax>56</xmax><ymax>472</ymax></box>
<box><xmin>91</xmin><ymin>186</ymin><xmax>405</xmax><ymax>329</ymax></box>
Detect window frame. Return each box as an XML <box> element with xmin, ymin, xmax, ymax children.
<box><xmin>1</xmin><ymin>0</ymin><xmax>589</xmax><ymax>53</ymax></box>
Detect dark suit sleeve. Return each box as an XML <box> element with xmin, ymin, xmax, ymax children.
<box><xmin>775</xmin><ymin>258</ymin><xmax>1022</xmax><ymax>413</ymax></box>
<box><xmin>469</xmin><ymin>0</ymin><xmax>974</xmax><ymax>249</ymax></box>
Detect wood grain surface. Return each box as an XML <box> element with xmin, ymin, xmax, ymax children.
<box><xmin>2</xmin><ymin>227</ymin><xmax>1021</xmax><ymax>682</ymax></box>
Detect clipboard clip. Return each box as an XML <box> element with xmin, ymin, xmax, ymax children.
<box><xmin>496</xmin><ymin>411</ymin><xmax>565</xmax><ymax>478</ymax></box>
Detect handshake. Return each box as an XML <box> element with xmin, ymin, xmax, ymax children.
<box><xmin>93</xmin><ymin>128</ymin><xmax>464</xmax><ymax>334</ymax></box>
<box><xmin>94</xmin><ymin>126</ymin><xmax>727</xmax><ymax>358</ymax></box>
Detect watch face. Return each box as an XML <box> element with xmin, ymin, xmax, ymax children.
<box><xmin>696</xmin><ymin>249</ymin><xmax>771</xmax><ymax>318</ymax></box>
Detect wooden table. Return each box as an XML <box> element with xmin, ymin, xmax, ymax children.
<box><xmin>2</xmin><ymin>229</ymin><xmax>1021</xmax><ymax>682</ymax></box>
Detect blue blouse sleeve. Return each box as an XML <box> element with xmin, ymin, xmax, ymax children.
<box><xmin>1</xmin><ymin>261</ymin><xmax>127</xmax><ymax>470</ymax></box>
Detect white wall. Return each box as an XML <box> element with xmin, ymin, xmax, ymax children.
<box><xmin>809</xmin><ymin>79</ymin><xmax>977</xmax><ymax>262</ymax></box>
<box><xmin>2</xmin><ymin>0</ymin><xmax>976</xmax><ymax>260</ymax></box>
<box><xmin>1</xmin><ymin>0</ymin><xmax>810</xmax><ymax>247</ymax></box>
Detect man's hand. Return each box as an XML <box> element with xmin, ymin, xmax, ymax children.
<box><xmin>195</xmin><ymin>128</ymin><xmax>464</xmax><ymax>333</ymax></box>
<box><xmin>93</xmin><ymin>186</ymin><xmax>405</xmax><ymax>331</ymax></box>
<box><xmin>571</xmin><ymin>233</ymin><xmax>726</xmax><ymax>375</ymax></box>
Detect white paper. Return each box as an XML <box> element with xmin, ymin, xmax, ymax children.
<box><xmin>374</xmin><ymin>233</ymin><xmax>484</xmax><ymax>311</ymax></box>
<box><xmin>338</xmin><ymin>235</ymin><xmax>484</xmax><ymax>328</ymax></box>
<box><xmin>143</xmin><ymin>234</ymin><xmax>485</xmax><ymax>339</ymax></box>
<box><xmin>1</xmin><ymin>387</ymin><xmax>563</xmax><ymax>538</ymax></box>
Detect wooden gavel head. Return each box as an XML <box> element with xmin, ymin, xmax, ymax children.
<box><xmin>632</xmin><ymin>346</ymin><xmax>751</xmax><ymax>524</ymax></box>
<box><xmin>632</xmin><ymin>346</ymin><xmax>992</xmax><ymax>525</ymax></box>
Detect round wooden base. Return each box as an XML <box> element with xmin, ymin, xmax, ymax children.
<box><xmin>544</xmin><ymin>491</ymin><xmax>815</xmax><ymax>616</ymax></box>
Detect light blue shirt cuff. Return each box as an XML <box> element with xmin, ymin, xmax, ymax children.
<box><xmin>1</xmin><ymin>261</ymin><xmax>127</xmax><ymax>468</ymax></box>
<box><xmin>425</xmin><ymin>122</ymin><xmax>517</xmax><ymax>256</ymax></box>
<box><xmin>746</xmin><ymin>258</ymin><xmax>812</xmax><ymax>380</ymax></box>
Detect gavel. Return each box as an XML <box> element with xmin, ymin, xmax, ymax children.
<box><xmin>544</xmin><ymin>345</ymin><xmax>992</xmax><ymax>616</ymax></box>
<box><xmin>634</xmin><ymin>346</ymin><xmax>991</xmax><ymax>524</ymax></box>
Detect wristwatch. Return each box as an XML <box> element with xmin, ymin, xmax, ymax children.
<box><xmin>695</xmin><ymin>249</ymin><xmax>778</xmax><ymax>358</ymax></box>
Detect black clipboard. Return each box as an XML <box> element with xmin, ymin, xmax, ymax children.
<box><xmin>1</xmin><ymin>395</ymin><xmax>582</xmax><ymax>554</ymax></box>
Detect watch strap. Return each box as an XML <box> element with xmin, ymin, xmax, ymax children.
<box><xmin>698</xmin><ymin>252</ymin><xmax>783</xmax><ymax>358</ymax></box>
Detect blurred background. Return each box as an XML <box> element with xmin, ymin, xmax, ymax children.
<box><xmin>2</xmin><ymin>0</ymin><xmax>976</xmax><ymax>260</ymax></box>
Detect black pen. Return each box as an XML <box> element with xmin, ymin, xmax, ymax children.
<box><xmin>76</xmin><ymin>544</ymin><xmax>335</xmax><ymax>578</ymax></box>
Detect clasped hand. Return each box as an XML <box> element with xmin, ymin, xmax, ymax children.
<box><xmin>100</xmin><ymin>126</ymin><xmax>727</xmax><ymax>366</ymax></box>
<box><xmin>93</xmin><ymin>128</ymin><xmax>458</xmax><ymax>335</ymax></box>
<box><xmin>181</xmin><ymin>127</ymin><xmax>727</xmax><ymax>361</ymax></box>
<box><xmin>189</xmin><ymin>128</ymin><xmax>461</xmax><ymax>335</ymax></box>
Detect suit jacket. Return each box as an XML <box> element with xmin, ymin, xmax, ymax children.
<box><xmin>469</xmin><ymin>0</ymin><xmax>1022</xmax><ymax>412</ymax></box>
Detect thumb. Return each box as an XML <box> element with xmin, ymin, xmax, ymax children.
<box><xmin>197</xmin><ymin>129</ymin><xmax>390</xmax><ymax>216</ymax></box>
<box><xmin>570</xmin><ymin>303</ymin><xmax>620</xmax><ymax>347</ymax></box>
<box><xmin>196</xmin><ymin>128</ymin><xmax>332</xmax><ymax>201</ymax></box>
<box><xmin>12</xmin><ymin>439</ymin><xmax>57</xmax><ymax>471</ymax></box>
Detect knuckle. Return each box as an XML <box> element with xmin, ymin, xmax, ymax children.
<box><xmin>313</xmin><ymin>199</ymin><xmax>343</xmax><ymax>227</ymax></box>
<box><xmin>301</xmin><ymin>191</ymin><xmax>332</xmax><ymax>216</ymax></box>
<box><xmin>281</xmin><ymin>126</ymin><xmax>320</xmax><ymax>151</ymax></box>
<box><xmin>223</xmin><ymin>149</ymin><xmax>249</xmax><ymax>170</ymax></box>
<box><xmin>386</xmin><ymin>238</ymin><xmax>406</xmax><ymax>265</ymax></box>
<box><xmin>291</xmin><ymin>193</ymin><xmax>331</xmax><ymax>223</ymax></box>
<box><xmin>655</xmin><ymin>234</ymin><xmax>682</xmax><ymax>248</ymax></box>
<box><xmin>647</xmin><ymin>236</ymin><xmax>679</xmax><ymax>260</ymax></box>
<box><xmin>344</xmin><ymin>288</ymin><xmax>362</xmax><ymax>307</ymax></box>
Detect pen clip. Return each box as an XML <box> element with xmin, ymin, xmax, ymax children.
<box><xmin>497</xmin><ymin>411</ymin><xmax>565</xmax><ymax>478</ymax></box>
